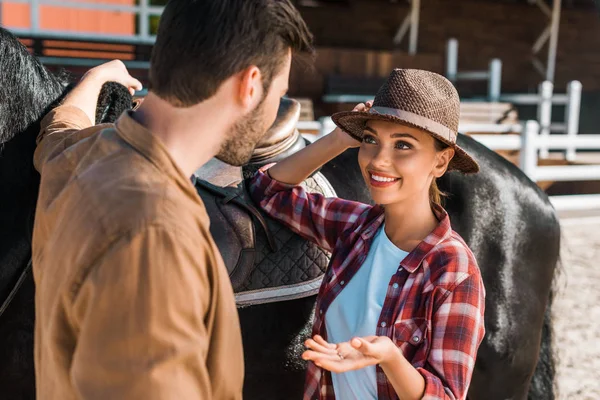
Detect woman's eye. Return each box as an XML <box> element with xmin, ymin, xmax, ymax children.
<box><xmin>395</xmin><ymin>141</ymin><xmax>412</xmax><ymax>150</ymax></box>
<box><xmin>362</xmin><ymin>134</ymin><xmax>377</xmax><ymax>144</ymax></box>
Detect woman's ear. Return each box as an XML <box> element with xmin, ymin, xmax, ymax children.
<box><xmin>237</xmin><ymin>65</ymin><xmax>263</xmax><ymax>110</ymax></box>
<box><xmin>433</xmin><ymin>147</ymin><xmax>455</xmax><ymax>178</ymax></box>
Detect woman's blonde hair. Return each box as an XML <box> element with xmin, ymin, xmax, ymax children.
<box><xmin>430</xmin><ymin>139</ymin><xmax>449</xmax><ymax>207</ymax></box>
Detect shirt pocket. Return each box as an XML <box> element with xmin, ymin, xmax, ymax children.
<box><xmin>392</xmin><ymin>317</ymin><xmax>428</xmax><ymax>363</ymax></box>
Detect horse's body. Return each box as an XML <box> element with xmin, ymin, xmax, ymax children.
<box><xmin>0</xmin><ymin>27</ymin><xmax>559</xmax><ymax>400</ymax></box>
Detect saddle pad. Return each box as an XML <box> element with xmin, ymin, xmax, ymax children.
<box><xmin>194</xmin><ymin>170</ymin><xmax>337</xmax><ymax>306</ymax></box>
<box><xmin>238</xmin><ymin>171</ymin><xmax>336</xmax><ymax>306</ymax></box>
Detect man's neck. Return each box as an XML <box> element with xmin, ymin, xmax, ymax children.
<box><xmin>132</xmin><ymin>93</ymin><xmax>230</xmax><ymax>177</ymax></box>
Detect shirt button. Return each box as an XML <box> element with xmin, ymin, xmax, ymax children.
<box><xmin>319</xmin><ymin>309</ymin><xmax>323</xmax><ymax>315</ymax></box>
<box><xmin>380</xmin><ymin>322</ymin><xmax>387</xmax><ymax>328</ymax></box>
<box><xmin>412</xmin><ymin>336</ymin><xmax>420</xmax><ymax>343</ymax></box>
<box><xmin>392</xmin><ymin>283</ymin><xmax>399</xmax><ymax>289</ymax></box>
<box><xmin>398</xmin><ymin>267</ymin><xmax>403</xmax><ymax>272</ymax></box>
<box><xmin>340</xmin><ymin>280</ymin><xmax>345</xmax><ymax>286</ymax></box>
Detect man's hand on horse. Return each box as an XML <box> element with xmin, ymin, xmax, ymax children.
<box><xmin>61</xmin><ymin>60</ymin><xmax>142</xmax><ymax>125</ymax></box>
<box><xmin>330</xmin><ymin>101</ymin><xmax>373</xmax><ymax>149</ymax></box>
<box><xmin>302</xmin><ymin>334</ymin><xmax>398</xmax><ymax>373</ymax></box>
<box><xmin>83</xmin><ymin>60</ymin><xmax>143</xmax><ymax>96</ymax></box>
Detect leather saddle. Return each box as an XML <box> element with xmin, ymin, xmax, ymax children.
<box><xmin>194</xmin><ymin>98</ymin><xmax>335</xmax><ymax>306</ymax></box>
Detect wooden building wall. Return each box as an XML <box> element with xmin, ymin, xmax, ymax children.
<box><xmin>290</xmin><ymin>0</ymin><xmax>600</xmax><ymax>105</ymax></box>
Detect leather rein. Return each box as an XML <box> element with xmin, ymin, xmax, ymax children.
<box><xmin>0</xmin><ymin>204</ymin><xmax>35</xmax><ymax>320</ymax></box>
<box><xmin>0</xmin><ymin>258</ymin><xmax>32</xmax><ymax>320</ymax></box>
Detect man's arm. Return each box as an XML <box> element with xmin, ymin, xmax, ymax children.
<box><xmin>34</xmin><ymin>60</ymin><xmax>142</xmax><ymax>173</ymax></box>
<box><xmin>69</xmin><ymin>224</ymin><xmax>215</xmax><ymax>399</ymax></box>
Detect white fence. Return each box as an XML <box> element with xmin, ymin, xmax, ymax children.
<box><xmin>446</xmin><ymin>38</ymin><xmax>503</xmax><ymax>102</ymax></box>
<box><xmin>6</xmin><ymin>0</ymin><xmax>159</xmax><ymax>43</ymax></box>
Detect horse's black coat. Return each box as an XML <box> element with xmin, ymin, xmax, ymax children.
<box><xmin>0</xmin><ymin>28</ymin><xmax>68</xmax><ymax>399</ymax></box>
<box><xmin>0</xmin><ymin>27</ymin><xmax>559</xmax><ymax>400</ymax></box>
<box><xmin>0</xmin><ymin>28</ymin><xmax>133</xmax><ymax>399</ymax></box>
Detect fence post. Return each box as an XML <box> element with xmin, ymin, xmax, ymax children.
<box><xmin>318</xmin><ymin>117</ymin><xmax>335</xmax><ymax>138</ymax></box>
<box><xmin>537</xmin><ymin>81</ymin><xmax>553</xmax><ymax>158</ymax></box>
<box><xmin>408</xmin><ymin>0</ymin><xmax>421</xmax><ymax>55</ymax></box>
<box><xmin>30</xmin><ymin>0</ymin><xmax>40</xmax><ymax>33</ymax></box>
<box><xmin>564</xmin><ymin>80</ymin><xmax>582</xmax><ymax>162</ymax></box>
<box><xmin>488</xmin><ymin>58</ymin><xmax>502</xmax><ymax>102</ymax></box>
<box><xmin>520</xmin><ymin>120</ymin><xmax>539</xmax><ymax>180</ymax></box>
<box><xmin>139</xmin><ymin>0</ymin><xmax>150</xmax><ymax>40</ymax></box>
<box><xmin>446</xmin><ymin>38</ymin><xmax>458</xmax><ymax>82</ymax></box>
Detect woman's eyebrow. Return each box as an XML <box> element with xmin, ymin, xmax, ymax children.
<box><xmin>391</xmin><ymin>133</ymin><xmax>419</xmax><ymax>141</ymax></box>
<box><xmin>364</xmin><ymin>126</ymin><xmax>419</xmax><ymax>141</ymax></box>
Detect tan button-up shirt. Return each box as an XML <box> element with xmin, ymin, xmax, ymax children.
<box><xmin>32</xmin><ymin>106</ymin><xmax>243</xmax><ymax>400</ymax></box>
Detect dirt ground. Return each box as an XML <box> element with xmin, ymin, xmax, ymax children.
<box><xmin>553</xmin><ymin>218</ymin><xmax>600</xmax><ymax>399</ymax></box>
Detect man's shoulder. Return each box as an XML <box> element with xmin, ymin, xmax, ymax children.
<box><xmin>93</xmin><ymin>174</ymin><xmax>201</xmax><ymax>234</ymax></box>
<box><xmin>69</xmin><ymin>144</ymin><xmax>205</xmax><ymax>238</ymax></box>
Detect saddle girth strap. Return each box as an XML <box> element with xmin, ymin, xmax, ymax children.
<box><xmin>0</xmin><ymin>258</ymin><xmax>32</xmax><ymax>320</ymax></box>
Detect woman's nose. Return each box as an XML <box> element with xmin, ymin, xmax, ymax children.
<box><xmin>370</xmin><ymin>146</ymin><xmax>392</xmax><ymax>168</ymax></box>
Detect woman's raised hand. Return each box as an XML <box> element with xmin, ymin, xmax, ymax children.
<box><xmin>302</xmin><ymin>334</ymin><xmax>398</xmax><ymax>373</ymax></box>
<box><xmin>331</xmin><ymin>101</ymin><xmax>373</xmax><ymax>149</ymax></box>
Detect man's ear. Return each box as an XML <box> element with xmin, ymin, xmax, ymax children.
<box><xmin>237</xmin><ymin>65</ymin><xmax>263</xmax><ymax>110</ymax></box>
<box><xmin>433</xmin><ymin>147</ymin><xmax>455</xmax><ymax>178</ymax></box>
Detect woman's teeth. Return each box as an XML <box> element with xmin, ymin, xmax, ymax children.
<box><xmin>370</xmin><ymin>174</ymin><xmax>398</xmax><ymax>182</ymax></box>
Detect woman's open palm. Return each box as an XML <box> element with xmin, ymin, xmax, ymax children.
<box><xmin>302</xmin><ymin>334</ymin><xmax>396</xmax><ymax>374</ymax></box>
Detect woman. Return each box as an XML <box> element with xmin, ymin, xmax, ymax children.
<box><xmin>248</xmin><ymin>69</ymin><xmax>485</xmax><ymax>400</ymax></box>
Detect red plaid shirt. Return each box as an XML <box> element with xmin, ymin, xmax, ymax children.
<box><xmin>248</xmin><ymin>167</ymin><xmax>485</xmax><ymax>400</ymax></box>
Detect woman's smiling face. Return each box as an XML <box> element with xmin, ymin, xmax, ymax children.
<box><xmin>357</xmin><ymin>119</ymin><xmax>454</xmax><ymax>206</ymax></box>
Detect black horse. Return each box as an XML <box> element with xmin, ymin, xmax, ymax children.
<box><xmin>0</xmin><ymin>27</ymin><xmax>559</xmax><ymax>400</ymax></box>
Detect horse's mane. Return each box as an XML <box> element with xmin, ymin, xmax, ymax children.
<box><xmin>0</xmin><ymin>28</ymin><xmax>70</xmax><ymax>144</ymax></box>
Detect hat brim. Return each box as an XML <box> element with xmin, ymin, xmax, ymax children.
<box><xmin>331</xmin><ymin>111</ymin><xmax>479</xmax><ymax>174</ymax></box>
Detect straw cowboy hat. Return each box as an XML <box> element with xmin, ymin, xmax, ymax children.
<box><xmin>332</xmin><ymin>68</ymin><xmax>479</xmax><ymax>174</ymax></box>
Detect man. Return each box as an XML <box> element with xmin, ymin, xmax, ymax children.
<box><xmin>32</xmin><ymin>1</ymin><xmax>313</xmax><ymax>399</ymax></box>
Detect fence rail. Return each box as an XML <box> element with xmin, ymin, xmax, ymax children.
<box><xmin>4</xmin><ymin>0</ymin><xmax>160</xmax><ymax>42</ymax></box>
<box><xmin>446</xmin><ymin>38</ymin><xmax>502</xmax><ymax>102</ymax></box>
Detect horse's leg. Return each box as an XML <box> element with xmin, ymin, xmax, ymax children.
<box><xmin>0</xmin><ymin>272</ymin><xmax>36</xmax><ymax>400</ymax></box>
<box><xmin>468</xmin><ymin>256</ymin><xmax>557</xmax><ymax>400</ymax></box>
<box><xmin>527</xmin><ymin>291</ymin><xmax>556</xmax><ymax>400</ymax></box>
<box><xmin>239</xmin><ymin>295</ymin><xmax>315</xmax><ymax>400</ymax></box>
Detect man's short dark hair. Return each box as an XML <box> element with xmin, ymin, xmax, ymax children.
<box><xmin>149</xmin><ymin>0</ymin><xmax>313</xmax><ymax>107</ymax></box>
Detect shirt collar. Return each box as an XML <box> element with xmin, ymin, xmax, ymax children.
<box><xmin>360</xmin><ymin>204</ymin><xmax>452</xmax><ymax>274</ymax></box>
<box><xmin>115</xmin><ymin>111</ymin><xmax>200</xmax><ymax>203</ymax></box>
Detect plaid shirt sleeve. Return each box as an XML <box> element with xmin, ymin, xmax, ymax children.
<box><xmin>418</xmin><ymin>273</ymin><xmax>486</xmax><ymax>400</ymax></box>
<box><xmin>247</xmin><ymin>165</ymin><xmax>371</xmax><ymax>253</ymax></box>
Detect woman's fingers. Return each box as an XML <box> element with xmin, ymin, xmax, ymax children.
<box><xmin>305</xmin><ymin>338</ymin><xmax>338</xmax><ymax>355</ymax></box>
<box><xmin>302</xmin><ymin>349</ymin><xmax>341</xmax><ymax>362</ymax></box>
<box><xmin>353</xmin><ymin>103</ymin><xmax>366</xmax><ymax>112</ymax></box>
<box><xmin>352</xmin><ymin>100</ymin><xmax>374</xmax><ymax>112</ymax></box>
<box><xmin>313</xmin><ymin>335</ymin><xmax>337</xmax><ymax>350</ymax></box>
<box><xmin>302</xmin><ymin>350</ymin><xmax>348</xmax><ymax>373</ymax></box>
<box><xmin>304</xmin><ymin>352</ymin><xmax>371</xmax><ymax>374</ymax></box>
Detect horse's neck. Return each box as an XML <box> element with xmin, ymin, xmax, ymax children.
<box><xmin>0</xmin><ymin>134</ymin><xmax>38</xmax><ymax>300</ymax></box>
